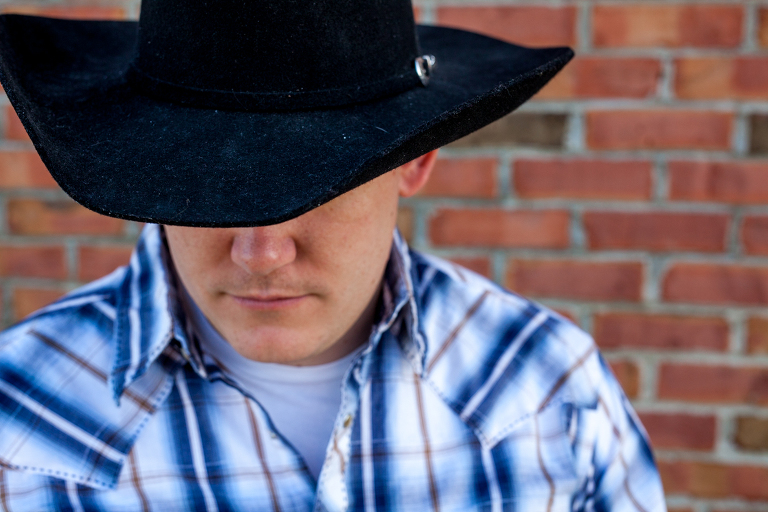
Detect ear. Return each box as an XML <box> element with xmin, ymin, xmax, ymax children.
<box><xmin>396</xmin><ymin>149</ymin><xmax>439</xmax><ymax>198</ymax></box>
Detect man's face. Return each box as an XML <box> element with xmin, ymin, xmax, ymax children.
<box><xmin>165</xmin><ymin>152</ymin><xmax>436</xmax><ymax>366</ymax></box>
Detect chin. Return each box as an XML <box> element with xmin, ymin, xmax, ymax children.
<box><xmin>228</xmin><ymin>326</ymin><xmax>326</xmax><ymax>364</ymax></box>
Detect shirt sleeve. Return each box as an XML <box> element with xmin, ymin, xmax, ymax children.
<box><xmin>572</xmin><ymin>353</ymin><xmax>667</xmax><ymax>512</ymax></box>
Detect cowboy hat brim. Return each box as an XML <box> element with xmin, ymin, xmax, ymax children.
<box><xmin>0</xmin><ymin>14</ymin><xmax>572</xmax><ymax>227</ymax></box>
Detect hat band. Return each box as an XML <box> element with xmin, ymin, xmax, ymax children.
<box><xmin>127</xmin><ymin>64</ymin><xmax>425</xmax><ymax>112</ymax></box>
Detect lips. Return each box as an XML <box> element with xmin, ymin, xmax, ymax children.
<box><xmin>229</xmin><ymin>293</ymin><xmax>310</xmax><ymax>310</ymax></box>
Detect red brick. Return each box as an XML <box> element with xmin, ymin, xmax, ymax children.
<box><xmin>12</xmin><ymin>287</ymin><xmax>67</xmax><ymax>320</ymax></box>
<box><xmin>676</xmin><ymin>57</ymin><xmax>768</xmax><ymax>100</ymax></box>
<box><xmin>742</xmin><ymin>216</ymin><xmax>768</xmax><ymax>255</ymax></box>
<box><xmin>429</xmin><ymin>209</ymin><xmax>569</xmax><ymax>248</ymax></box>
<box><xmin>436</xmin><ymin>6</ymin><xmax>576</xmax><ymax>47</ymax></box>
<box><xmin>0</xmin><ymin>151</ymin><xmax>57</xmax><ymax>189</ymax></box>
<box><xmin>586</xmin><ymin>111</ymin><xmax>732</xmax><ymax>150</ymax></box>
<box><xmin>0</xmin><ymin>5</ymin><xmax>126</xmax><ymax>19</ymax></box>
<box><xmin>669</xmin><ymin>161</ymin><xmax>768</xmax><ymax>204</ymax></box>
<box><xmin>608</xmin><ymin>359</ymin><xmax>639</xmax><ymax>398</ymax></box>
<box><xmin>659</xmin><ymin>364</ymin><xmax>768</xmax><ymax>405</ymax></box>
<box><xmin>584</xmin><ymin>211</ymin><xmax>729</xmax><ymax>252</ymax></box>
<box><xmin>0</xmin><ymin>245</ymin><xmax>67</xmax><ymax>279</ymax></box>
<box><xmin>78</xmin><ymin>246</ymin><xmax>133</xmax><ymax>282</ymax></box>
<box><xmin>8</xmin><ymin>198</ymin><xmax>124</xmax><ymax>236</ymax></box>
<box><xmin>419</xmin><ymin>158</ymin><xmax>496</xmax><ymax>198</ymax></box>
<box><xmin>506</xmin><ymin>260</ymin><xmax>643</xmax><ymax>302</ymax></box>
<box><xmin>663</xmin><ymin>263</ymin><xmax>768</xmax><ymax>306</ymax></box>
<box><xmin>659</xmin><ymin>460</ymin><xmax>768</xmax><ymax>499</ymax></box>
<box><xmin>747</xmin><ymin>317</ymin><xmax>768</xmax><ymax>355</ymax></box>
<box><xmin>593</xmin><ymin>5</ymin><xmax>743</xmax><ymax>48</ymax></box>
<box><xmin>448</xmin><ymin>257</ymin><xmax>492</xmax><ymax>279</ymax></box>
<box><xmin>514</xmin><ymin>159</ymin><xmax>652</xmax><ymax>200</ymax></box>
<box><xmin>5</xmin><ymin>105</ymin><xmax>29</xmax><ymax>141</ymax></box>
<box><xmin>537</xmin><ymin>57</ymin><xmax>661</xmax><ymax>99</ymax></box>
<box><xmin>594</xmin><ymin>313</ymin><xmax>728</xmax><ymax>351</ymax></box>
<box><xmin>638</xmin><ymin>413</ymin><xmax>716</xmax><ymax>451</ymax></box>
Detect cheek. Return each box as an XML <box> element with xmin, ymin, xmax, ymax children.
<box><xmin>165</xmin><ymin>228</ymin><xmax>233</xmax><ymax>291</ymax></box>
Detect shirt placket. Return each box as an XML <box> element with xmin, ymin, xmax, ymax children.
<box><xmin>314</xmin><ymin>376</ymin><xmax>360</xmax><ymax>512</ymax></box>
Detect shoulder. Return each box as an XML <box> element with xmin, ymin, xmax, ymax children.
<box><xmin>0</xmin><ymin>267</ymin><xmax>124</xmax><ymax>375</ymax></box>
<box><xmin>0</xmin><ymin>268</ymin><xmax>131</xmax><ymax>488</ymax></box>
<box><xmin>410</xmin><ymin>250</ymin><xmax>606</xmax><ymax>447</ymax></box>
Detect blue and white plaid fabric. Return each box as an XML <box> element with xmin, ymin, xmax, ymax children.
<box><xmin>0</xmin><ymin>224</ymin><xmax>665</xmax><ymax>511</ymax></box>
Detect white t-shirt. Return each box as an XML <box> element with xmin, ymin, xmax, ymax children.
<box><xmin>181</xmin><ymin>289</ymin><xmax>361</xmax><ymax>480</ymax></box>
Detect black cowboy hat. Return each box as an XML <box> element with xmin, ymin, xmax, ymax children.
<box><xmin>0</xmin><ymin>0</ymin><xmax>572</xmax><ymax>227</ymax></box>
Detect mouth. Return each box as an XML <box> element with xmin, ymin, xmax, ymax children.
<box><xmin>228</xmin><ymin>293</ymin><xmax>310</xmax><ymax>310</ymax></box>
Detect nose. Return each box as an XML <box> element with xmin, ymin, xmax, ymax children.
<box><xmin>230</xmin><ymin>226</ymin><xmax>297</xmax><ymax>276</ymax></box>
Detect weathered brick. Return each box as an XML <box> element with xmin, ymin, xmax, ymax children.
<box><xmin>0</xmin><ymin>151</ymin><xmax>57</xmax><ymax>189</ymax></box>
<box><xmin>664</xmin><ymin>263</ymin><xmax>768</xmax><ymax>306</ymax></box>
<box><xmin>747</xmin><ymin>317</ymin><xmax>768</xmax><ymax>355</ymax></box>
<box><xmin>658</xmin><ymin>364</ymin><xmax>768</xmax><ymax>405</ymax></box>
<box><xmin>0</xmin><ymin>245</ymin><xmax>67</xmax><ymax>279</ymax></box>
<box><xmin>449</xmin><ymin>113</ymin><xmax>566</xmax><ymax>149</ymax></box>
<box><xmin>429</xmin><ymin>209</ymin><xmax>569</xmax><ymax>248</ymax></box>
<box><xmin>594</xmin><ymin>313</ymin><xmax>728</xmax><ymax>351</ymax></box>
<box><xmin>514</xmin><ymin>159</ymin><xmax>652</xmax><ymax>200</ymax></box>
<box><xmin>586</xmin><ymin>111</ymin><xmax>732</xmax><ymax>150</ymax></box>
<box><xmin>12</xmin><ymin>287</ymin><xmax>67</xmax><ymax>320</ymax></box>
<box><xmin>506</xmin><ymin>260</ymin><xmax>643</xmax><ymax>302</ymax></box>
<box><xmin>742</xmin><ymin>216</ymin><xmax>768</xmax><ymax>255</ymax></box>
<box><xmin>8</xmin><ymin>198</ymin><xmax>125</xmax><ymax>235</ymax></box>
<box><xmin>593</xmin><ymin>5</ymin><xmax>743</xmax><ymax>48</ymax></box>
<box><xmin>0</xmin><ymin>5</ymin><xmax>126</xmax><ymax>19</ymax></box>
<box><xmin>448</xmin><ymin>257</ymin><xmax>492</xmax><ymax>279</ymax></box>
<box><xmin>78</xmin><ymin>246</ymin><xmax>133</xmax><ymax>282</ymax></box>
<box><xmin>584</xmin><ymin>211</ymin><xmax>729</xmax><ymax>252</ymax></box>
<box><xmin>537</xmin><ymin>57</ymin><xmax>661</xmax><ymax>99</ymax></box>
<box><xmin>676</xmin><ymin>57</ymin><xmax>768</xmax><ymax>99</ymax></box>
<box><xmin>659</xmin><ymin>460</ymin><xmax>768</xmax><ymax>499</ymax></box>
<box><xmin>751</xmin><ymin>114</ymin><xmax>768</xmax><ymax>154</ymax></box>
<box><xmin>5</xmin><ymin>105</ymin><xmax>29</xmax><ymax>141</ymax></box>
<box><xmin>436</xmin><ymin>6</ymin><xmax>576</xmax><ymax>47</ymax></box>
<box><xmin>608</xmin><ymin>359</ymin><xmax>639</xmax><ymax>398</ymax></box>
<box><xmin>734</xmin><ymin>416</ymin><xmax>768</xmax><ymax>451</ymax></box>
<box><xmin>419</xmin><ymin>158</ymin><xmax>496</xmax><ymax>198</ymax></box>
<box><xmin>760</xmin><ymin>7</ymin><xmax>768</xmax><ymax>47</ymax></box>
<box><xmin>397</xmin><ymin>207</ymin><xmax>413</xmax><ymax>244</ymax></box>
<box><xmin>638</xmin><ymin>413</ymin><xmax>716</xmax><ymax>451</ymax></box>
<box><xmin>669</xmin><ymin>160</ymin><xmax>768</xmax><ymax>204</ymax></box>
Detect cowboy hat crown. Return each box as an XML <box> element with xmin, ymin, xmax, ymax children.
<box><xmin>131</xmin><ymin>0</ymin><xmax>430</xmax><ymax>111</ymax></box>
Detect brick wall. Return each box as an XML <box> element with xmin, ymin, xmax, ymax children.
<box><xmin>0</xmin><ymin>1</ymin><xmax>767</xmax><ymax>510</ymax></box>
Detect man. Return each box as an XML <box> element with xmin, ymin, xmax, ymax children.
<box><xmin>0</xmin><ymin>0</ymin><xmax>666</xmax><ymax>510</ymax></box>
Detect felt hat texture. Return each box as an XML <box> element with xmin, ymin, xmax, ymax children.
<box><xmin>0</xmin><ymin>0</ymin><xmax>573</xmax><ymax>226</ymax></box>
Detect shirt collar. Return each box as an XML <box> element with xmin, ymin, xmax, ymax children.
<box><xmin>110</xmin><ymin>224</ymin><xmax>423</xmax><ymax>402</ymax></box>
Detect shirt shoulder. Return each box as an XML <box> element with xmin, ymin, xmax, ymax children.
<box><xmin>0</xmin><ymin>267</ymin><xmax>124</xmax><ymax>381</ymax></box>
<box><xmin>410</xmin><ymin>250</ymin><xmax>604</xmax><ymax>447</ymax></box>
<box><xmin>0</xmin><ymin>268</ymin><xmax>174</xmax><ymax>490</ymax></box>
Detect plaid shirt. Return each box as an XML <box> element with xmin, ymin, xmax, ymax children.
<box><xmin>0</xmin><ymin>224</ymin><xmax>665</xmax><ymax>511</ymax></box>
